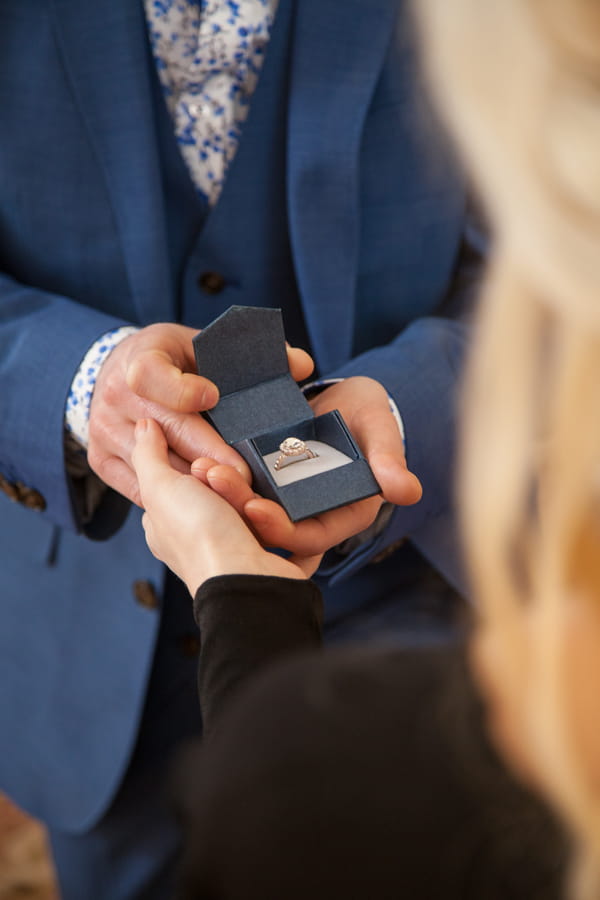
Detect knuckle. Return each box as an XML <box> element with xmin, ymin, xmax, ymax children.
<box><xmin>86</xmin><ymin>426</ymin><xmax>107</xmax><ymax>469</ymax></box>
<box><xmin>87</xmin><ymin>448</ymin><xmax>107</xmax><ymax>480</ymax></box>
<box><xmin>162</xmin><ymin>412</ymin><xmax>220</xmax><ymax>459</ymax></box>
<box><xmin>88</xmin><ymin>414</ymin><xmax>111</xmax><ymax>454</ymax></box>
<box><xmin>160</xmin><ymin>413</ymin><xmax>188</xmax><ymax>448</ymax></box>
<box><xmin>125</xmin><ymin>356</ymin><xmax>145</xmax><ymax>394</ymax></box>
<box><xmin>97</xmin><ymin>367</ymin><xmax>123</xmax><ymax>408</ymax></box>
<box><xmin>86</xmin><ymin>446</ymin><xmax>100</xmax><ymax>475</ymax></box>
<box><xmin>173</xmin><ymin>376</ymin><xmax>194</xmax><ymax>411</ymax></box>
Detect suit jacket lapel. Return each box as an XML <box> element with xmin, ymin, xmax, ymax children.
<box><xmin>287</xmin><ymin>0</ymin><xmax>400</xmax><ymax>372</ymax></box>
<box><xmin>50</xmin><ymin>0</ymin><xmax>173</xmax><ymax>324</ymax></box>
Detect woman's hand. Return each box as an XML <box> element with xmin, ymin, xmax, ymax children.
<box><xmin>132</xmin><ymin>419</ymin><xmax>321</xmax><ymax>596</ymax></box>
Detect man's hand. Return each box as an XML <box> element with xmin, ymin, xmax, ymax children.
<box><xmin>88</xmin><ymin>322</ymin><xmax>314</xmax><ymax>506</ymax></box>
<box><xmin>192</xmin><ymin>376</ymin><xmax>422</xmax><ymax>558</ymax></box>
<box><xmin>309</xmin><ymin>377</ymin><xmax>422</xmax><ymax>506</ymax></box>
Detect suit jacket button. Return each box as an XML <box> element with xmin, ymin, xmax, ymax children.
<box><xmin>0</xmin><ymin>475</ymin><xmax>20</xmax><ymax>503</ymax></box>
<box><xmin>17</xmin><ymin>484</ymin><xmax>47</xmax><ymax>511</ymax></box>
<box><xmin>133</xmin><ymin>580</ymin><xmax>159</xmax><ymax>610</ymax></box>
<box><xmin>198</xmin><ymin>271</ymin><xmax>226</xmax><ymax>295</ymax></box>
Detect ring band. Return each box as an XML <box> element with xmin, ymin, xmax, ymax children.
<box><xmin>274</xmin><ymin>437</ymin><xmax>318</xmax><ymax>470</ymax></box>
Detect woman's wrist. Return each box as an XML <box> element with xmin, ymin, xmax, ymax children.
<box><xmin>183</xmin><ymin>547</ymin><xmax>307</xmax><ymax>597</ymax></box>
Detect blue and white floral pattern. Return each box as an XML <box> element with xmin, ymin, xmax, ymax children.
<box><xmin>65</xmin><ymin>326</ymin><xmax>139</xmax><ymax>448</ymax></box>
<box><xmin>145</xmin><ymin>0</ymin><xmax>279</xmax><ymax>206</ymax></box>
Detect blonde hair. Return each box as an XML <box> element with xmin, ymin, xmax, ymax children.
<box><xmin>415</xmin><ymin>0</ymin><xmax>600</xmax><ymax>894</ymax></box>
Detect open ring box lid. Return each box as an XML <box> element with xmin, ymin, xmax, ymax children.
<box><xmin>193</xmin><ymin>306</ymin><xmax>380</xmax><ymax>521</ymax></box>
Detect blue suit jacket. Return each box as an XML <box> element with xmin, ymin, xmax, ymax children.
<box><xmin>0</xmin><ymin>0</ymin><xmax>469</xmax><ymax>830</ymax></box>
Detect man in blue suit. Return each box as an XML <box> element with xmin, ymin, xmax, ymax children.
<box><xmin>0</xmin><ymin>0</ymin><xmax>475</xmax><ymax>896</ymax></box>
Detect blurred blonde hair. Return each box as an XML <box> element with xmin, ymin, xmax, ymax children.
<box><xmin>415</xmin><ymin>0</ymin><xmax>600</xmax><ymax>894</ymax></box>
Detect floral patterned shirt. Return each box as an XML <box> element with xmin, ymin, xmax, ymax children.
<box><xmin>145</xmin><ymin>0</ymin><xmax>279</xmax><ymax>206</ymax></box>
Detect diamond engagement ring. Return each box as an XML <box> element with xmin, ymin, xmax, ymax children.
<box><xmin>273</xmin><ymin>437</ymin><xmax>318</xmax><ymax>470</ymax></box>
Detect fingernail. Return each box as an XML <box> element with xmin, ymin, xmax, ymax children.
<box><xmin>245</xmin><ymin>503</ymin><xmax>268</xmax><ymax>524</ymax></box>
<box><xmin>206</xmin><ymin>469</ymin><xmax>229</xmax><ymax>491</ymax></box>
<box><xmin>201</xmin><ymin>385</ymin><xmax>219</xmax><ymax>409</ymax></box>
<box><xmin>135</xmin><ymin>419</ymin><xmax>149</xmax><ymax>436</ymax></box>
<box><xmin>191</xmin><ymin>459</ymin><xmax>210</xmax><ymax>472</ymax></box>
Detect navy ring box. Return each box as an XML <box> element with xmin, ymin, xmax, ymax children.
<box><xmin>193</xmin><ymin>306</ymin><xmax>380</xmax><ymax>521</ymax></box>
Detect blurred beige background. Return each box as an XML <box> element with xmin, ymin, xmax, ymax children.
<box><xmin>0</xmin><ymin>793</ymin><xmax>58</xmax><ymax>899</ymax></box>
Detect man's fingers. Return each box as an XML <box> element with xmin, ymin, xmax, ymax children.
<box><xmin>193</xmin><ymin>462</ymin><xmax>259</xmax><ymax>515</ymax></box>
<box><xmin>198</xmin><ymin>464</ymin><xmax>382</xmax><ymax>556</ymax></box>
<box><xmin>308</xmin><ymin>377</ymin><xmax>422</xmax><ymax>507</ymax></box>
<box><xmin>126</xmin><ymin>349</ymin><xmax>219</xmax><ymax>412</ymax></box>
<box><xmin>243</xmin><ymin>494</ymin><xmax>382</xmax><ymax>556</ymax></box>
<box><xmin>286</xmin><ymin>345</ymin><xmax>314</xmax><ymax>383</ymax></box>
<box><xmin>98</xmin><ymin>455</ymin><xmax>144</xmax><ymax>508</ymax></box>
<box><xmin>347</xmin><ymin>400</ymin><xmax>422</xmax><ymax>507</ymax></box>
<box><xmin>158</xmin><ymin>411</ymin><xmax>252</xmax><ymax>482</ymax></box>
<box><xmin>371</xmin><ymin>453</ymin><xmax>422</xmax><ymax>506</ymax></box>
<box><xmin>127</xmin><ymin>340</ymin><xmax>312</xmax><ymax>408</ymax></box>
<box><xmin>288</xmin><ymin>553</ymin><xmax>324</xmax><ymax>578</ymax></box>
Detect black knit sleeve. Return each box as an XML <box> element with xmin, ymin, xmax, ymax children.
<box><xmin>193</xmin><ymin>574</ymin><xmax>323</xmax><ymax>736</ymax></box>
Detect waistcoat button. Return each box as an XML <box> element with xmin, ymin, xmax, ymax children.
<box><xmin>198</xmin><ymin>271</ymin><xmax>226</xmax><ymax>295</ymax></box>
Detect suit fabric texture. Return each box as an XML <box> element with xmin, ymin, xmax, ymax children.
<box><xmin>0</xmin><ymin>0</ymin><xmax>469</xmax><ymax>881</ymax></box>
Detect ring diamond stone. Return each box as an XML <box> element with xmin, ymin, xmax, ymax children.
<box><xmin>274</xmin><ymin>437</ymin><xmax>318</xmax><ymax>470</ymax></box>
